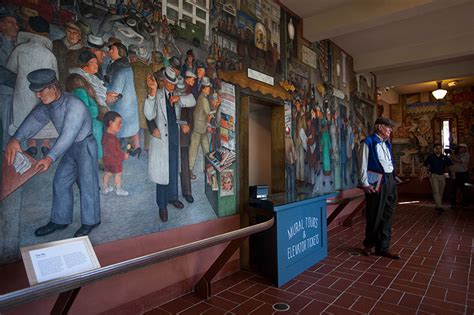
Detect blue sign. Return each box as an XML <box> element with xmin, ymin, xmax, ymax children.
<box><xmin>274</xmin><ymin>194</ymin><xmax>329</xmax><ymax>287</ymax></box>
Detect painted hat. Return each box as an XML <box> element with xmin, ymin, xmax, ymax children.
<box><xmin>201</xmin><ymin>76</ymin><xmax>212</xmax><ymax>87</ymax></box>
<box><xmin>27</xmin><ymin>69</ymin><xmax>57</xmax><ymax>92</ymax></box>
<box><xmin>79</xmin><ymin>50</ymin><xmax>96</xmax><ymax>64</ymax></box>
<box><xmin>185</xmin><ymin>70</ymin><xmax>197</xmax><ymax>78</ymax></box>
<box><xmin>163</xmin><ymin>67</ymin><xmax>178</xmax><ymax>84</ymax></box>
<box><xmin>76</xmin><ymin>20</ymin><xmax>92</xmax><ymax>35</ymax></box>
<box><xmin>18</xmin><ymin>7</ymin><xmax>38</xmax><ymax>21</ymax></box>
<box><xmin>87</xmin><ymin>34</ymin><xmax>109</xmax><ymax>51</ymax></box>
<box><xmin>64</xmin><ymin>21</ymin><xmax>82</xmax><ymax>34</ymax></box>
<box><xmin>29</xmin><ymin>16</ymin><xmax>49</xmax><ymax>34</ymax></box>
<box><xmin>128</xmin><ymin>44</ymin><xmax>139</xmax><ymax>55</ymax></box>
<box><xmin>170</xmin><ymin>56</ymin><xmax>182</xmax><ymax>70</ymax></box>
<box><xmin>137</xmin><ymin>46</ymin><xmax>151</xmax><ymax>62</ymax></box>
<box><xmin>105</xmin><ymin>36</ymin><xmax>122</xmax><ymax>47</ymax></box>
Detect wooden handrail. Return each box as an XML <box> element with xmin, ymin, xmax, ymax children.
<box><xmin>0</xmin><ymin>193</ymin><xmax>364</xmax><ymax>312</ymax></box>
<box><xmin>0</xmin><ymin>216</ymin><xmax>275</xmax><ymax>311</ymax></box>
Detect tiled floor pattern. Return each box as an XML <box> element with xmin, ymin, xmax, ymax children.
<box><xmin>145</xmin><ymin>201</ymin><xmax>474</xmax><ymax>314</ymax></box>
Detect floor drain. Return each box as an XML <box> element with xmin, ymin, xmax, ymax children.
<box><xmin>349</xmin><ymin>251</ymin><xmax>361</xmax><ymax>256</ymax></box>
<box><xmin>272</xmin><ymin>303</ymin><xmax>290</xmax><ymax>312</ymax></box>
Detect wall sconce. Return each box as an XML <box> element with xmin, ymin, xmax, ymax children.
<box><xmin>287</xmin><ymin>18</ymin><xmax>295</xmax><ymax>60</ymax></box>
<box><xmin>432</xmin><ymin>81</ymin><xmax>447</xmax><ymax>100</ymax></box>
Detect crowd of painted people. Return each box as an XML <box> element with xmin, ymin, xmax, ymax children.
<box><xmin>1</xmin><ymin>12</ymin><xmax>223</xmax><ymax>236</ymax></box>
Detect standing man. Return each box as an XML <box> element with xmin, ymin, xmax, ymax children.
<box><xmin>451</xmin><ymin>144</ymin><xmax>470</xmax><ymax>208</ymax></box>
<box><xmin>0</xmin><ymin>9</ymin><xmax>19</xmax><ymax>148</ymax></box>
<box><xmin>5</xmin><ymin>69</ymin><xmax>101</xmax><ymax>237</ymax></box>
<box><xmin>420</xmin><ymin>143</ymin><xmax>453</xmax><ymax>213</ymax></box>
<box><xmin>358</xmin><ymin>117</ymin><xmax>399</xmax><ymax>259</ymax></box>
<box><xmin>189</xmin><ymin>77</ymin><xmax>212</xmax><ymax>180</ymax></box>
<box><xmin>144</xmin><ymin>67</ymin><xmax>185</xmax><ymax>222</ymax></box>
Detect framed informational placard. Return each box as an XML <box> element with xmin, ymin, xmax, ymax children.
<box><xmin>20</xmin><ymin>236</ymin><xmax>100</xmax><ymax>286</ymax></box>
<box><xmin>302</xmin><ymin>45</ymin><xmax>317</xmax><ymax>69</ymax></box>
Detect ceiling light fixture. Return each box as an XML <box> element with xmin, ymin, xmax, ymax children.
<box><xmin>432</xmin><ymin>81</ymin><xmax>447</xmax><ymax>100</ymax></box>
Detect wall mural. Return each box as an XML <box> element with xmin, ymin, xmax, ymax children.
<box><xmin>0</xmin><ymin>0</ymin><xmax>372</xmax><ymax>264</ymax></box>
<box><xmin>391</xmin><ymin>88</ymin><xmax>474</xmax><ymax>178</ymax></box>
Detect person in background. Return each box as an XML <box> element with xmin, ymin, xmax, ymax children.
<box><xmin>359</xmin><ymin>117</ymin><xmax>400</xmax><ymax>259</ymax></box>
<box><xmin>102</xmin><ymin>111</ymin><xmax>130</xmax><ymax>196</ymax></box>
<box><xmin>6</xmin><ymin>16</ymin><xmax>58</xmax><ymax>158</ymax></box>
<box><xmin>65</xmin><ymin>73</ymin><xmax>103</xmax><ymax>161</ymax></box>
<box><xmin>5</xmin><ymin>69</ymin><xmax>100</xmax><ymax>237</ymax></box>
<box><xmin>450</xmin><ymin>143</ymin><xmax>470</xmax><ymax>208</ymax></box>
<box><xmin>420</xmin><ymin>143</ymin><xmax>454</xmax><ymax>214</ymax></box>
<box><xmin>285</xmin><ymin>126</ymin><xmax>297</xmax><ymax>195</ymax></box>
<box><xmin>53</xmin><ymin>22</ymin><xmax>84</xmax><ymax>85</ymax></box>
<box><xmin>0</xmin><ymin>8</ymin><xmax>19</xmax><ymax>148</ymax></box>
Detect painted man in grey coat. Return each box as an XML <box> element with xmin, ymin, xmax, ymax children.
<box><xmin>5</xmin><ymin>69</ymin><xmax>101</xmax><ymax>238</ymax></box>
<box><xmin>0</xmin><ymin>10</ymin><xmax>19</xmax><ymax>148</ymax></box>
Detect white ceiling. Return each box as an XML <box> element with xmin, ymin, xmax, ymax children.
<box><xmin>280</xmin><ymin>0</ymin><xmax>474</xmax><ymax>94</ymax></box>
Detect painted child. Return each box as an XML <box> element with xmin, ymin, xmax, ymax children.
<box><xmin>102</xmin><ymin>111</ymin><xmax>130</xmax><ymax>196</ymax></box>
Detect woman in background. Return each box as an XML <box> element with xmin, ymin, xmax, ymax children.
<box><xmin>65</xmin><ymin>73</ymin><xmax>103</xmax><ymax>160</ymax></box>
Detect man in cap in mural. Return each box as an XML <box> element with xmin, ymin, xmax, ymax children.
<box><xmin>0</xmin><ymin>8</ymin><xmax>19</xmax><ymax>148</ymax></box>
<box><xmin>189</xmin><ymin>77</ymin><xmax>212</xmax><ymax>181</ymax></box>
<box><xmin>145</xmin><ymin>67</ymin><xmax>185</xmax><ymax>222</ymax></box>
<box><xmin>6</xmin><ymin>16</ymin><xmax>58</xmax><ymax>158</ymax></box>
<box><xmin>53</xmin><ymin>21</ymin><xmax>84</xmax><ymax>85</ymax></box>
<box><xmin>5</xmin><ymin>69</ymin><xmax>101</xmax><ymax>237</ymax></box>
<box><xmin>358</xmin><ymin>117</ymin><xmax>400</xmax><ymax>259</ymax></box>
<box><xmin>420</xmin><ymin>143</ymin><xmax>454</xmax><ymax>214</ymax></box>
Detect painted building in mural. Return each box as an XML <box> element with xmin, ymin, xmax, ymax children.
<box><xmin>0</xmin><ymin>0</ymin><xmax>373</xmax><ymax>264</ymax></box>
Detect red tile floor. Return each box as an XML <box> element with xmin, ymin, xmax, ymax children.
<box><xmin>145</xmin><ymin>201</ymin><xmax>473</xmax><ymax>314</ymax></box>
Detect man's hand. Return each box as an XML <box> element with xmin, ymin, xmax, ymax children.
<box><xmin>180</xmin><ymin>124</ymin><xmax>190</xmax><ymax>134</ymax></box>
<box><xmin>170</xmin><ymin>95</ymin><xmax>180</xmax><ymax>105</ymax></box>
<box><xmin>5</xmin><ymin>138</ymin><xmax>22</xmax><ymax>165</ymax></box>
<box><xmin>106</xmin><ymin>92</ymin><xmax>119</xmax><ymax>104</ymax></box>
<box><xmin>152</xmin><ymin>129</ymin><xmax>161</xmax><ymax>139</ymax></box>
<box><xmin>146</xmin><ymin>74</ymin><xmax>157</xmax><ymax>97</ymax></box>
<box><xmin>361</xmin><ymin>185</ymin><xmax>376</xmax><ymax>194</ymax></box>
<box><xmin>34</xmin><ymin>157</ymin><xmax>53</xmax><ymax>173</ymax></box>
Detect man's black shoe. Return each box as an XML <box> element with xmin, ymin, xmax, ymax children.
<box><xmin>41</xmin><ymin>146</ymin><xmax>50</xmax><ymax>157</ymax></box>
<box><xmin>159</xmin><ymin>208</ymin><xmax>168</xmax><ymax>222</ymax></box>
<box><xmin>34</xmin><ymin>222</ymin><xmax>68</xmax><ymax>237</ymax></box>
<box><xmin>73</xmin><ymin>223</ymin><xmax>100</xmax><ymax>237</ymax></box>
<box><xmin>169</xmin><ymin>200</ymin><xmax>184</xmax><ymax>209</ymax></box>
<box><xmin>184</xmin><ymin>195</ymin><xmax>194</xmax><ymax>203</ymax></box>
<box><xmin>26</xmin><ymin>146</ymin><xmax>38</xmax><ymax>158</ymax></box>
<box><xmin>362</xmin><ymin>246</ymin><xmax>374</xmax><ymax>256</ymax></box>
<box><xmin>436</xmin><ymin>207</ymin><xmax>445</xmax><ymax>214</ymax></box>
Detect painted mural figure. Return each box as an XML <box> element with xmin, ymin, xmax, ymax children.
<box><xmin>285</xmin><ymin>126</ymin><xmax>297</xmax><ymax>194</ymax></box>
<box><xmin>330</xmin><ymin>110</ymin><xmax>340</xmax><ymax>189</ymax></box>
<box><xmin>129</xmin><ymin>45</ymin><xmax>152</xmax><ymax>151</ymax></box>
<box><xmin>144</xmin><ymin>68</ymin><xmax>185</xmax><ymax>222</ymax></box>
<box><xmin>179</xmin><ymin>70</ymin><xmax>198</xmax><ymax>202</ymax></box>
<box><xmin>65</xmin><ymin>72</ymin><xmax>103</xmax><ymax>160</ymax></box>
<box><xmin>321</xmin><ymin>119</ymin><xmax>332</xmax><ymax>177</ymax></box>
<box><xmin>189</xmin><ymin>77</ymin><xmax>212</xmax><ymax>180</ymax></box>
<box><xmin>305</xmin><ymin>112</ymin><xmax>318</xmax><ymax>188</ymax></box>
<box><xmin>106</xmin><ymin>42</ymin><xmax>140</xmax><ymax>154</ymax></box>
<box><xmin>0</xmin><ymin>10</ymin><xmax>18</xmax><ymax>148</ymax></box>
<box><xmin>5</xmin><ymin>69</ymin><xmax>101</xmax><ymax>238</ymax></box>
<box><xmin>52</xmin><ymin>21</ymin><xmax>83</xmax><ymax>86</ymax></box>
<box><xmin>102</xmin><ymin>111</ymin><xmax>130</xmax><ymax>196</ymax></box>
<box><xmin>6</xmin><ymin>16</ymin><xmax>58</xmax><ymax>158</ymax></box>
<box><xmin>294</xmin><ymin>98</ymin><xmax>307</xmax><ymax>183</ymax></box>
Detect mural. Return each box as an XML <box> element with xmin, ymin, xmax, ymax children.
<box><xmin>0</xmin><ymin>0</ymin><xmax>241</xmax><ymax>263</ymax></box>
<box><xmin>391</xmin><ymin>88</ymin><xmax>474</xmax><ymax>178</ymax></box>
<box><xmin>0</xmin><ymin>0</ymin><xmax>372</xmax><ymax>264</ymax></box>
